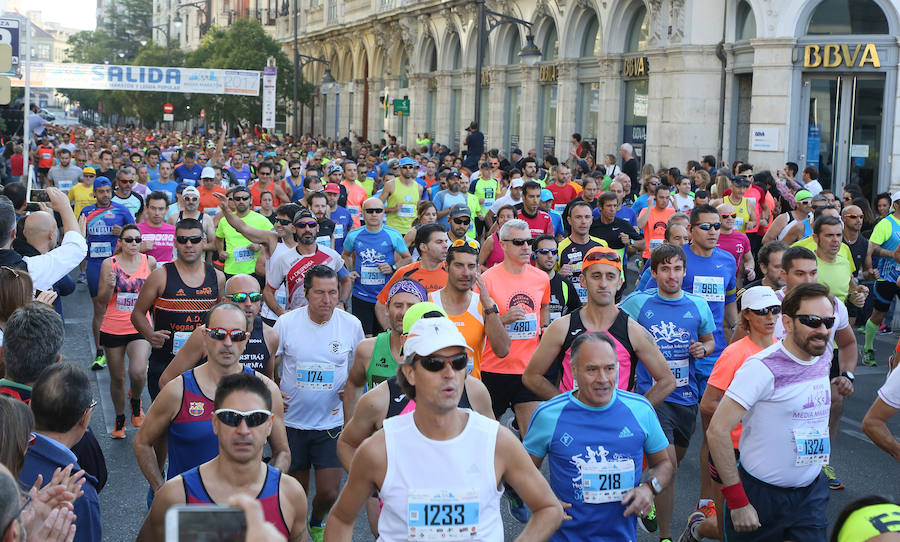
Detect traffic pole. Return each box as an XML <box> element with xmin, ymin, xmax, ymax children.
<box><xmin>22</xmin><ymin>13</ymin><xmax>31</xmax><ymax>183</ymax></box>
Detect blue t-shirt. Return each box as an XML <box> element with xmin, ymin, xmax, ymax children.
<box><xmin>433</xmin><ymin>190</ymin><xmax>469</xmax><ymax>228</ymax></box>
<box><xmin>615</xmin><ymin>206</ymin><xmax>638</xmax><ymax>227</ymax></box>
<box><xmin>619</xmin><ymin>289</ymin><xmax>715</xmax><ymax>405</ymax></box>
<box><xmin>342</xmin><ymin>225</ymin><xmax>408</xmax><ymax>302</ymax></box>
<box><xmin>643</xmin><ymin>247</ymin><xmax>736</xmax><ymax>374</ymax></box>
<box><xmin>330</xmin><ymin>206</ymin><xmax>354</xmax><ymax>254</ymax></box>
<box><xmin>524</xmin><ymin>390</ymin><xmax>668</xmax><ymax>542</ymax></box>
<box><xmin>549</xmin><ymin>210</ymin><xmax>564</xmax><ymax>238</ymax></box>
<box><xmin>174</xmin><ymin>163</ymin><xmax>203</xmax><ymax>184</ymax></box>
<box><xmin>147</xmin><ymin>179</ymin><xmax>178</xmax><ymax>203</ymax></box>
<box><xmin>146</xmin><ymin>164</ymin><xmax>160</xmax><ymax>182</ymax></box>
<box><xmin>283</xmin><ymin>175</ymin><xmax>304</xmax><ymax>202</ymax></box>
<box><xmin>631</xmin><ymin>194</ymin><xmax>650</xmax><ymax>217</ymax></box>
<box><xmin>228</xmin><ymin>164</ymin><xmax>252</xmax><ymax>186</ymax></box>
<box><xmin>80</xmin><ymin>202</ymin><xmax>135</xmax><ymax>262</ymax></box>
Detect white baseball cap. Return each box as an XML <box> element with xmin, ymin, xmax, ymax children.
<box><xmin>201</xmin><ymin>166</ymin><xmax>216</xmax><ymax>179</ymax></box>
<box><xmin>740</xmin><ymin>285</ymin><xmax>781</xmax><ymax>311</ymax></box>
<box><xmin>182</xmin><ymin>186</ymin><xmax>200</xmax><ymax>197</ymax></box>
<box><xmin>891</xmin><ymin>191</ymin><xmax>900</xmax><ymax>204</ymax></box>
<box><xmin>510</xmin><ymin>177</ymin><xmax>524</xmax><ymax>188</ymax></box>
<box><xmin>402</xmin><ymin>317</ymin><xmax>473</xmax><ymax>362</ymax></box>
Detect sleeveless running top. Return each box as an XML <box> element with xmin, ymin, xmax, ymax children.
<box><xmin>555</xmin><ymin>309</ymin><xmax>638</xmax><ymax>392</ymax></box>
<box><xmin>100</xmin><ymin>254</ymin><xmax>151</xmax><ymax>335</ymax></box>
<box><xmin>167</xmin><ymin>366</ymin><xmax>255</xmax><ymax>479</ymax></box>
<box><xmin>182</xmin><ymin>464</ymin><xmax>289</xmax><ymax>538</ymax></box>
<box><xmin>149</xmin><ymin>262</ymin><xmax>219</xmax><ymax>365</ymax></box>
<box><xmin>239</xmin><ymin>316</ymin><xmax>271</xmax><ymax>374</ymax></box>
<box><xmin>385</xmin><ymin>180</ymin><xmax>420</xmax><ymax>233</ymax></box>
<box><xmin>386</xmin><ymin>376</ymin><xmax>471</xmax><ymax>418</ymax></box>
<box><xmin>367</xmin><ymin>332</ymin><xmax>398</xmax><ymax>389</ymax></box>
<box><xmin>377</xmin><ymin>410</ymin><xmax>503</xmax><ymax>542</ymax></box>
<box><xmin>484</xmin><ymin>232</ymin><xmax>505</xmax><ymax>268</ymax></box>
<box><xmin>731</xmin><ymin>196</ymin><xmax>754</xmax><ymax>233</ymax></box>
<box><xmin>429</xmin><ymin>289</ymin><xmax>485</xmax><ymax>378</ymax></box>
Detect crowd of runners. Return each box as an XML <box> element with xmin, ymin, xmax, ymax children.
<box><xmin>0</xmin><ymin>120</ymin><xmax>899</xmax><ymax>542</ymax></box>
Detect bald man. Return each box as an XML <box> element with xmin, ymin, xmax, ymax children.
<box><xmin>341</xmin><ymin>197</ymin><xmax>412</xmax><ymax>336</ymax></box>
<box><xmin>717</xmin><ymin>203</ymin><xmax>754</xmax><ymax>287</ymax></box>
<box><xmin>158</xmin><ymin>273</ymin><xmax>279</xmax><ymax>386</ymax></box>
<box><xmin>842</xmin><ymin>204</ymin><xmax>876</xmax><ymax>327</ymax></box>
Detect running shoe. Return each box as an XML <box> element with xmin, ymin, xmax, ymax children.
<box><xmin>308</xmin><ymin>524</ymin><xmax>324</xmax><ymax>542</ymax></box>
<box><xmin>129</xmin><ymin>391</ymin><xmax>145</xmax><ymax>427</ymax></box>
<box><xmin>77</xmin><ymin>272</ymin><xmax>86</xmax><ymax>284</ymax></box>
<box><xmin>131</xmin><ymin>406</ymin><xmax>145</xmax><ymax>428</ymax></box>
<box><xmin>638</xmin><ymin>503</ymin><xmax>658</xmax><ymax>533</ymax></box>
<box><xmin>678</xmin><ymin>510</ymin><xmax>706</xmax><ymax>542</ymax></box>
<box><xmin>111</xmin><ymin>418</ymin><xmax>126</xmax><ymax>440</ymax></box>
<box><xmin>697</xmin><ymin>500</ymin><xmax>717</xmax><ymax>520</ymax></box>
<box><xmin>91</xmin><ymin>354</ymin><xmax>107</xmax><ymax>371</ymax></box>
<box><xmin>862</xmin><ymin>350</ymin><xmax>878</xmax><ymax>367</ymax></box>
<box><xmin>504</xmin><ymin>417</ymin><xmax>522</xmax><ymax>441</ymax></box>
<box><xmin>880</xmin><ymin>323</ymin><xmax>892</xmax><ymax>334</ymax></box>
<box><xmin>506</xmin><ymin>490</ymin><xmax>532</xmax><ymax>523</ymax></box>
<box><xmin>822</xmin><ymin>464</ymin><xmax>844</xmax><ymax>490</ymax></box>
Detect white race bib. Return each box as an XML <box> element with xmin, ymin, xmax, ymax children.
<box><xmin>172</xmin><ymin>331</ymin><xmax>191</xmax><ymax>355</ymax></box>
<box><xmin>204</xmin><ymin>207</ymin><xmax>218</xmax><ymax>216</ymax></box>
<box><xmin>408</xmin><ymin>489</ymin><xmax>479</xmax><ymax>541</ymax></box>
<box><xmin>550</xmin><ymin>311</ymin><xmax>562</xmax><ymax>322</ymax></box>
<box><xmin>398</xmin><ymin>203</ymin><xmax>416</xmax><ymax>218</ymax></box>
<box><xmin>793</xmin><ymin>427</ymin><xmax>830</xmax><ymax>466</ymax></box>
<box><xmin>89</xmin><ymin>242</ymin><xmax>112</xmax><ymax>259</ymax></box>
<box><xmin>581</xmin><ymin>459</ymin><xmax>635</xmax><ymax>504</ymax></box>
<box><xmin>576</xmin><ymin>286</ymin><xmax>588</xmax><ymax>304</ymax></box>
<box><xmin>233</xmin><ymin>246</ymin><xmax>254</xmax><ymax>263</ymax></box>
<box><xmin>505</xmin><ymin>313</ymin><xmax>538</xmax><ymax>340</ymax></box>
<box><xmin>116</xmin><ymin>292</ymin><xmax>138</xmax><ymax>313</ymax></box>
<box><xmin>667</xmin><ymin>358</ymin><xmax>689</xmax><ymax>387</ymax></box>
<box><xmin>58</xmin><ymin>180</ymin><xmax>73</xmax><ymax>192</ymax></box>
<box><xmin>333</xmin><ymin>223</ymin><xmax>344</xmax><ymax>239</ymax></box>
<box><xmin>296</xmin><ymin>362</ymin><xmax>335</xmax><ymax>391</ymax></box>
<box><xmin>348</xmin><ymin>206</ymin><xmax>360</xmax><ymax>218</ymax></box>
<box><xmin>316</xmin><ymin>235</ymin><xmax>331</xmax><ymax>247</ymax></box>
<box><xmin>735</xmin><ymin>216</ymin><xmax>744</xmax><ymax>230</ymax></box>
<box><xmin>692</xmin><ymin>276</ymin><xmax>725</xmax><ymax>303</ymax></box>
<box><xmin>555</xmin><ymin>203</ymin><xmax>566</xmax><ymax>214</ymax></box>
<box><xmin>650</xmin><ymin>238</ymin><xmax>664</xmax><ymax>250</ymax></box>
<box><xmin>360</xmin><ymin>264</ymin><xmax>385</xmax><ymax>286</ymax></box>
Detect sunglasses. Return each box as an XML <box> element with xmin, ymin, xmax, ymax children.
<box><xmin>400</xmin><ymin>165</ymin><xmax>416</xmax><ymax>169</ymax></box>
<box><xmin>748</xmin><ymin>306</ymin><xmax>781</xmax><ymax>316</ymax></box>
<box><xmin>843</xmin><ymin>214</ymin><xmax>862</xmax><ymax>220</ymax></box>
<box><xmin>452</xmin><ymin>218</ymin><xmax>471</xmax><ymax>225</ymax></box>
<box><xmin>120</xmin><ymin>179</ymin><xmax>135</xmax><ymax>184</ymax></box>
<box><xmin>275</xmin><ymin>218</ymin><xmax>293</xmax><ymax>225</ymax></box>
<box><xmin>121</xmin><ymin>237</ymin><xmax>142</xmax><ymax>244</ymax></box>
<box><xmin>695</xmin><ymin>222</ymin><xmax>722</xmax><ymax>231</ymax></box>
<box><xmin>229</xmin><ymin>292</ymin><xmax>262</xmax><ymax>303</ymax></box>
<box><xmin>233</xmin><ymin>195</ymin><xmax>251</xmax><ymax>201</ymax></box>
<box><xmin>535</xmin><ymin>248</ymin><xmax>558</xmax><ymax>256</ymax></box>
<box><xmin>176</xmin><ymin>235</ymin><xmax>204</xmax><ymax>244</ymax></box>
<box><xmin>450</xmin><ymin>238</ymin><xmax>480</xmax><ymax>251</ymax></box>
<box><xmin>504</xmin><ymin>238</ymin><xmax>531</xmax><ymax>246</ymax></box>
<box><xmin>417</xmin><ymin>353</ymin><xmax>469</xmax><ymax>372</ymax></box>
<box><xmin>294</xmin><ymin>221</ymin><xmax>318</xmax><ymax>229</ymax></box>
<box><xmin>584</xmin><ymin>250</ymin><xmax>622</xmax><ymax>264</ymax></box>
<box><xmin>795</xmin><ymin>314</ymin><xmax>836</xmax><ymax>330</ymax></box>
<box><xmin>207</xmin><ymin>328</ymin><xmax>249</xmax><ymax>341</ymax></box>
<box><xmin>214</xmin><ymin>408</ymin><xmax>272</xmax><ymax>427</ymax></box>
<box><xmin>84</xmin><ymin>174</ymin><xmax>96</xmax><ymax>178</ymax></box>
<box><xmin>183</xmin><ymin>197</ymin><xmax>198</xmax><ymax>202</ymax></box>
<box><xmin>798</xmin><ymin>200</ymin><xmax>812</xmax><ymax>206</ymax></box>
<box><xmin>365</xmin><ymin>208</ymin><xmax>385</xmax><ymax>214</ymax></box>
<box><xmin>721</xmin><ymin>213</ymin><xmax>737</xmax><ymax>219</ymax></box>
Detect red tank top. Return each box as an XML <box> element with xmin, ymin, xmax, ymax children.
<box><xmin>100</xmin><ymin>254</ymin><xmax>151</xmax><ymax>335</ymax></box>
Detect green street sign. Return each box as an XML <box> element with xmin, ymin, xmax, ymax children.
<box><xmin>393</xmin><ymin>98</ymin><xmax>410</xmax><ymax>116</ymax></box>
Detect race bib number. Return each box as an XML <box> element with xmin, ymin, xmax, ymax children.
<box><xmin>296</xmin><ymin>362</ymin><xmax>335</xmax><ymax>391</ymax></box>
<box><xmin>693</xmin><ymin>276</ymin><xmax>725</xmax><ymax>303</ymax></box>
<box><xmin>172</xmin><ymin>331</ymin><xmax>191</xmax><ymax>355</ymax></box>
<box><xmin>408</xmin><ymin>489</ymin><xmax>479</xmax><ymax>541</ymax></box>
<box><xmin>505</xmin><ymin>313</ymin><xmax>538</xmax><ymax>340</ymax></box>
<box><xmin>233</xmin><ymin>246</ymin><xmax>254</xmax><ymax>263</ymax></box>
<box><xmin>667</xmin><ymin>358</ymin><xmax>689</xmax><ymax>387</ymax></box>
<box><xmin>116</xmin><ymin>292</ymin><xmax>138</xmax><ymax>313</ymax></box>
<box><xmin>735</xmin><ymin>216</ymin><xmax>744</xmax><ymax>230</ymax></box>
<box><xmin>483</xmin><ymin>198</ymin><xmax>495</xmax><ymax>208</ymax></box>
<box><xmin>360</xmin><ymin>265</ymin><xmax>385</xmax><ymax>286</ymax></box>
<box><xmin>89</xmin><ymin>242</ymin><xmax>112</xmax><ymax>259</ymax></box>
<box><xmin>550</xmin><ymin>311</ymin><xmax>562</xmax><ymax>322</ymax></box>
<box><xmin>205</xmin><ymin>207</ymin><xmax>218</xmax><ymax>217</ymax></box>
<box><xmin>316</xmin><ymin>235</ymin><xmax>331</xmax><ymax>247</ymax></box>
<box><xmin>398</xmin><ymin>204</ymin><xmax>416</xmax><ymax>218</ymax></box>
<box><xmin>349</xmin><ymin>206</ymin><xmax>360</xmax><ymax>218</ymax></box>
<box><xmin>333</xmin><ymin>223</ymin><xmax>344</xmax><ymax>239</ymax></box>
<box><xmin>576</xmin><ymin>286</ymin><xmax>588</xmax><ymax>304</ymax></box>
<box><xmin>793</xmin><ymin>427</ymin><xmax>830</xmax><ymax>466</ymax></box>
<box><xmin>276</xmin><ymin>288</ymin><xmax>287</xmax><ymax>307</ymax></box>
<box><xmin>581</xmin><ymin>459</ymin><xmax>635</xmax><ymax>504</ymax></box>
<box><xmin>555</xmin><ymin>203</ymin><xmax>566</xmax><ymax>214</ymax></box>
<box><xmin>58</xmin><ymin>180</ymin><xmax>73</xmax><ymax>192</ymax></box>
<box><xmin>650</xmin><ymin>238</ymin><xmax>664</xmax><ymax>250</ymax></box>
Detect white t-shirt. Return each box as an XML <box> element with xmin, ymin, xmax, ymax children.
<box><xmin>877</xmin><ymin>368</ymin><xmax>900</xmax><ymax>409</ymax></box>
<box><xmin>260</xmin><ymin>242</ymin><xmax>290</xmax><ymax>322</ymax></box>
<box><xmin>490</xmin><ymin>193</ymin><xmax>522</xmax><ymax>214</ymax></box>
<box><xmin>673</xmin><ymin>193</ymin><xmax>695</xmax><ymax>213</ymax></box>
<box><xmin>725</xmin><ymin>342</ymin><xmax>832</xmax><ymax>487</ymax></box>
<box><xmin>805</xmin><ymin>180</ymin><xmax>824</xmax><ymax>196</ymax></box>
<box><xmin>275</xmin><ymin>306</ymin><xmax>364</xmax><ymax>430</ymax></box>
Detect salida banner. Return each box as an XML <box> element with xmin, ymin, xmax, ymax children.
<box><xmin>13</xmin><ymin>62</ymin><xmax>260</xmax><ymax>96</ymax></box>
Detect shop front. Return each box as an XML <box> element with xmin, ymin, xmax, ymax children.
<box><xmin>622</xmin><ymin>55</ymin><xmax>648</xmax><ymax>169</ymax></box>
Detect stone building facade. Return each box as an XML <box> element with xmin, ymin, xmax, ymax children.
<box><xmin>281</xmin><ymin>0</ymin><xmax>900</xmax><ymax>199</ymax></box>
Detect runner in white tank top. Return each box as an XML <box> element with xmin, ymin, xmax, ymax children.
<box><xmin>324</xmin><ymin>317</ymin><xmax>564</xmax><ymax>541</ymax></box>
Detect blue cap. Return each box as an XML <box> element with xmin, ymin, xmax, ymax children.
<box><xmin>398</xmin><ymin>157</ymin><xmax>417</xmax><ymax>167</ymax></box>
<box><xmin>540</xmin><ymin>188</ymin><xmax>554</xmax><ymax>202</ymax></box>
<box><xmin>93</xmin><ymin>176</ymin><xmax>112</xmax><ymax>190</ymax></box>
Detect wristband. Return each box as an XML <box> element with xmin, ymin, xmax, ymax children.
<box><xmin>721</xmin><ymin>482</ymin><xmax>750</xmax><ymax>509</ymax></box>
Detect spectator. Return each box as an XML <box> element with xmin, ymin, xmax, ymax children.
<box><xmin>0</xmin><ymin>394</ymin><xmax>33</xmax><ymax>477</ymax></box>
<box><xmin>20</xmin><ymin>364</ymin><xmax>102</xmax><ymax>542</ymax></box>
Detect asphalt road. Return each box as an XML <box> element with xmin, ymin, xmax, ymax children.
<box><xmin>54</xmin><ymin>274</ymin><xmax>900</xmax><ymax>542</ymax></box>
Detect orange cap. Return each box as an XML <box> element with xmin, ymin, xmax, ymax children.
<box><xmin>581</xmin><ymin>246</ymin><xmax>622</xmax><ymax>273</ymax></box>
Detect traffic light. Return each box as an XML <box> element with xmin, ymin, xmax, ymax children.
<box><xmin>0</xmin><ymin>44</ymin><xmax>10</xmax><ymax>105</ymax></box>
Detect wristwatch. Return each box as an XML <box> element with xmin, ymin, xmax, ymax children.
<box><xmin>484</xmin><ymin>304</ymin><xmax>500</xmax><ymax>316</ymax></box>
<box><xmin>645</xmin><ymin>477</ymin><xmax>663</xmax><ymax>496</ymax></box>
<box><xmin>841</xmin><ymin>370</ymin><xmax>855</xmax><ymax>383</ymax></box>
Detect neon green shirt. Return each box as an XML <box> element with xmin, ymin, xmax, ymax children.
<box><xmin>215</xmin><ymin>210</ymin><xmax>274</xmax><ymax>275</ymax></box>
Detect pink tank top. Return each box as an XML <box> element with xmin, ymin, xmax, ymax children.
<box><xmin>484</xmin><ymin>233</ymin><xmax>505</xmax><ymax>268</ymax></box>
<box><xmin>100</xmin><ymin>255</ymin><xmax>151</xmax><ymax>335</ymax></box>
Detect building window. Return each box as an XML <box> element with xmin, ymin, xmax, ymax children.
<box><xmin>541</xmin><ymin>22</ymin><xmax>558</xmax><ymax>61</ymax></box>
<box><xmin>581</xmin><ymin>15</ymin><xmax>601</xmax><ymax>57</ymax></box>
<box><xmin>327</xmin><ymin>0</ymin><xmax>337</xmax><ymax>24</ymax></box>
<box><xmin>806</xmin><ymin>0</ymin><xmax>888</xmax><ymax>35</ymax></box>
<box><xmin>625</xmin><ymin>5</ymin><xmax>649</xmax><ymax>52</ymax></box>
<box><xmin>736</xmin><ymin>1</ymin><xmax>756</xmax><ymax>40</ymax></box>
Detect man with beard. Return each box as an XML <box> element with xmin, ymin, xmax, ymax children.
<box><xmin>380</xmin><ymin>156</ymin><xmax>423</xmax><ymax>234</ymax></box>
<box><xmin>532</xmin><ymin>234</ymin><xmax>581</xmax><ymax>324</ymax></box>
<box><xmin>433</xmin><ymin>169</ymin><xmax>469</xmax><ymax>230</ymax></box>
<box><xmin>215</xmin><ymin>186</ymin><xmax>273</xmax><ymax>281</ymax></box>
<box><xmin>307</xmin><ymin>191</ymin><xmax>336</xmax><ymax>249</ymax></box>
<box><xmin>166</xmin><ymin>186</ymin><xmax>217</xmax><ymax>261</ymax></box>
<box><xmin>265</xmin><ymin>209</ymin><xmax>350</xmax><ymax>315</ymax></box>
<box><xmin>740</xmin><ymin>241</ymin><xmax>787</xmax><ymax>293</ymax></box>
<box><xmin>707</xmin><ymin>283</ymin><xmax>836</xmax><ymax>542</ymax></box>
<box><xmin>447</xmin><ymin>203</ymin><xmax>474</xmax><ymax>242</ymax></box>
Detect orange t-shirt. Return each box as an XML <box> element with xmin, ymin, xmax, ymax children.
<box><xmin>377</xmin><ymin>262</ymin><xmax>448</xmax><ymax>304</ymax></box>
<box><xmin>707</xmin><ymin>335</ymin><xmax>777</xmax><ymax>449</ymax></box>
<box><xmin>430</xmin><ymin>289</ymin><xmax>486</xmax><ymax>379</ymax></box>
<box><xmin>480</xmin><ymin>264</ymin><xmax>550</xmax><ymax>375</ymax></box>
<box><xmin>198</xmin><ymin>185</ymin><xmax>226</xmax><ymax>213</ymax></box>
<box><xmin>250</xmin><ymin>181</ymin><xmax>282</xmax><ymax>208</ymax></box>
<box><xmin>342</xmin><ymin>181</ymin><xmax>368</xmax><ymax>228</ymax></box>
<box><xmin>639</xmin><ymin>206</ymin><xmax>676</xmax><ymax>258</ymax></box>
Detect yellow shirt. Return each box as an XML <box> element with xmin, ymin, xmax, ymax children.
<box><xmin>792</xmin><ymin>236</ymin><xmax>857</xmax><ymax>274</ymax></box>
<box><xmin>68</xmin><ymin>183</ymin><xmax>97</xmax><ymax>217</ymax></box>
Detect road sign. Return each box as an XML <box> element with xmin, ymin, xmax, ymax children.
<box><xmin>392</xmin><ymin>98</ymin><xmax>409</xmax><ymax>116</ymax></box>
<box><xmin>0</xmin><ymin>19</ymin><xmax>19</xmax><ymax>67</ymax></box>
<box><xmin>0</xmin><ymin>44</ymin><xmax>10</xmax><ymax>104</ymax></box>
<box><xmin>163</xmin><ymin>113</ymin><xmax>174</xmax><ymax>121</ymax></box>
<box><xmin>163</xmin><ymin>103</ymin><xmax>174</xmax><ymax>114</ymax></box>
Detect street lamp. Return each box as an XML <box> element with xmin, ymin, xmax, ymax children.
<box><xmin>472</xmin><ymin>0</ymin><xmax>541</xmax><ymax>125</ymax></box>
<box><xmin>293</xmin><ymin>49</ymin><xmax>331</xmax><ymax>137</ymax></box>
<box><xmin>178</xmin><ymin>0</ymin><xmax>211</xmax><ymax>36</ymax></box>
